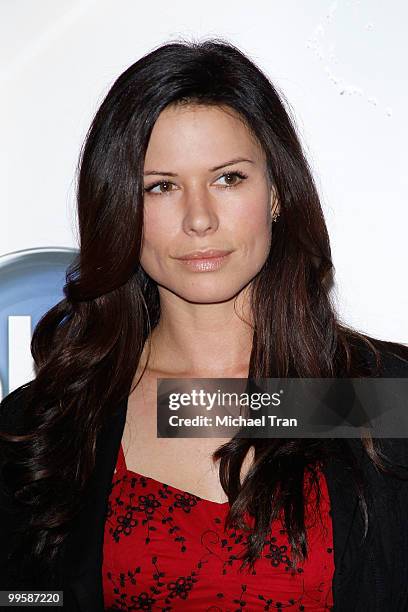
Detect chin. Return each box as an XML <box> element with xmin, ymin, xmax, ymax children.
<box><xmin>170</xmin><ymin>281</ymin><xmax>252</xmax><ymax>304</ymax></box>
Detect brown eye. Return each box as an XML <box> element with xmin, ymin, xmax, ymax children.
<box><xmin>144</xmin><ymin>180</ymin><xmax>175</xmax><ymax>195</ymax></box>
<box><xmin>216</xmin><ymin>171</ymin><xmax>248</xmax><ymax>188</ymax></box>
<box><xmin>224</xmin><ymin>174</ymin><xmax>238</xmax><ymax>185</ymax></box>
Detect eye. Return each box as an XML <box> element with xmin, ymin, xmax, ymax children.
<box><xmin>215</xmin><ymin>171</ymin><xmax>248</xmax><ymax>188</ymax></box>
<box><xmin>144</xmin><ymin>180</ymin><xmax>175</xmax><ymax>195</ymax></box>
<box><xmin>143</xmin><ymin>170</ymin><xmax>248</xmax><ymax>196</ymax></box>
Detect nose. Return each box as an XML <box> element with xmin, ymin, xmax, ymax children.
<box><xmin>182</xmin><ymin>185</ymin><xmax>219</xmax><ymax>236</ymax></box>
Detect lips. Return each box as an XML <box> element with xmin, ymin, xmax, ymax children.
<box><xmin>174</xmin><ymin>249</ymin><xmax>233</xmax><ymax>273</ymax></box>
<box><xmin>176</xmin><ymin>249</ymin><xmax>232</xmax><ymax>260</ymax></box>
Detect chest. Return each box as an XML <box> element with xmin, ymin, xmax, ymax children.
<box><xmin>120</xmin><ymin>376</ymin><xmax>254</xmax><ymax>503</ymax></box>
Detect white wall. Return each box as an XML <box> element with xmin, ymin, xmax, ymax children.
<box><xmin>2</xmin><ymin>0</ymin><xmax>407</xmax><ymax>342</ymax></box>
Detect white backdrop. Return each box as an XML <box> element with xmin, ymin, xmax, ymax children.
<box><xmin>2</xmin><ymin>0</ymin><xmax>407</xmax><ymax>346</ymax></box>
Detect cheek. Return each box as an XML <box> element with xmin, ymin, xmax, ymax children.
<box><xmin>141</xmin><ymin>206</ymin><xmax>171</xmax><ymax>250</ymax></box>
<box><xmin>232</xmin><ymin>197</ymin><xmax>272</xmax><ymax>254</ymax></box>
<box><xmin>139</xmin><ymin>208</ymin><xmax>173</xmax><ymax>271</ymax></box>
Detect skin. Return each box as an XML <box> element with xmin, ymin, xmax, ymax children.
<box><xmin>122</xmin><ymin>103</ymin><xmax>280</xmax><ymax>501</ymax></box>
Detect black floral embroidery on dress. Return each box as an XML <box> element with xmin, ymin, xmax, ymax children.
<box><xmin>105</xmin><ymin>566</ymin><xmax>146</xmax><ymax>610</ymax></box>
<box><xmin>135</xmin><ymin>493</ymin><xmax>161</xmax><ymax>515</ymax></box>
<box><xmin>147</xmin><ymin>555</ymin><xmax>165</xmax><ymax>595</ymax></box>
<box><xmin>169</xmin><ymin>491</ymin><xmax>200</xmax><ymax>513</ymax></box>
<box><xmin>106</xmin><ymin>499</ymin><xmax>113</xmax><ymax>521</ymax></box>
<box><xmin>164</xmin><ymin>572</ymin><xmax>199</xmax><ymax>603</ymax></box>
<box><xmin>116</xmin><ymin>509</ymin><xmax>138</xmax><ymax>537</ymax></box>
<box><xmin>107</xmin><ymin>472</ymin><xmax>203</xmax><ymax>553</ymax></box>
<box><xmin>130</xmin><ymin>591</ymin><xmax>156</xmax><ymax>610</ymax></box>
<box><xmin>104</xmin><ymin>460</ymin><xmax>334</xmax><ymax>611</ymax></box>
<box><xmin>233</xmin><ymin>583</ymin><xmax>247</xmax><ymax>608</ymax></box>
<box><xmin>265</xmin><ymin>535</ymin><xmax>291</xmax><ymax>568</ymax></box>
<box><xmin>198</xmin><ymin>526</ymin><xmax>257</xmax><ymax>577</ymax></box>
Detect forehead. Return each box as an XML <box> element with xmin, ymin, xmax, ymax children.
<box><xmin>144</xmin><ymin>103</ymin><xmax>265</xmax><ymax>169</ymax></box>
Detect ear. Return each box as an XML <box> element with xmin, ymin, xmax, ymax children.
<box><xmin>270</xmin><ymin>185</ymin><xmax>280</xmax><ymax>217</ymax></box>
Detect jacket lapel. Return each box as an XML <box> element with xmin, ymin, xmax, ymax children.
<box><xmin>59</xmin><ymin>395</ymin><xmax>129</xmax><ymax>611</ymax></box>
<box><xmin>322</xmin><ymin>442</ymin><xmax>369</xmax><ymax>610</ymax></box>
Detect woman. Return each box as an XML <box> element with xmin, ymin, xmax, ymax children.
<box><xmin>1</xmin><ymin>39</ymin><xmax>408</xmax><ymax>612</ymax></box>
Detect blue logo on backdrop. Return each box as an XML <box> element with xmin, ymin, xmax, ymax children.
<box><xmin>0</xmin><ymin>247</ymin><xmax>78</xmax><ymax>398</ymax></box>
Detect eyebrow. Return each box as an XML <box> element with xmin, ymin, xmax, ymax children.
<box><xmin>143</xmin><ymin>157</ymin><xmax>255</xmax><ymax>176</ymax></box>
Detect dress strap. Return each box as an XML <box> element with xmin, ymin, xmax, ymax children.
<box><xmin>115</xmin><ymin>441</ymin><xmax>128</xmax><ymax>476</ymax></box>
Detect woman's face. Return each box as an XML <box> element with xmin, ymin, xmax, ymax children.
<box><xmin>141</xmin><ymin>103</ymin><xmax>279</xmax><ymax>304</ymax></box>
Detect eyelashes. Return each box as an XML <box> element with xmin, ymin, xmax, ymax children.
<box><xmin>144</xmin><ymin>170</ymin><xmax>248</xmax><ymax>195</ymax></box>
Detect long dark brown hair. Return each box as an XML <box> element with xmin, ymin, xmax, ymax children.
<box><xmin>1</xmin><ymin>38</ymin><xmax>408</xmax><ymax>585</ymax></box>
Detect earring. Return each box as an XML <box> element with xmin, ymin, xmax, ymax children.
<box><xmin>272</xmin><ymin>211</ymin><xmax>280</xmax><ymax>223</ymax></box>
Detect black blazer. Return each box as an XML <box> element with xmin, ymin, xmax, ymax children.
<box><xmin>1</xmin><ymin>348</ymin><xmax>408</xmax><ymax>612</ymax></box>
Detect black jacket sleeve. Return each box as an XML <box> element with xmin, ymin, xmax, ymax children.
<box><xmin>0</xmin><ymin>383</ymin><xmax>36</xmax><ymax>590</ymax></box>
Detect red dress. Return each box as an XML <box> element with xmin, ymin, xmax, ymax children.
<box><xmin>102</xmin><ymin>443</ymin><xmax>334</xmax><ymax>611</ymax></box>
